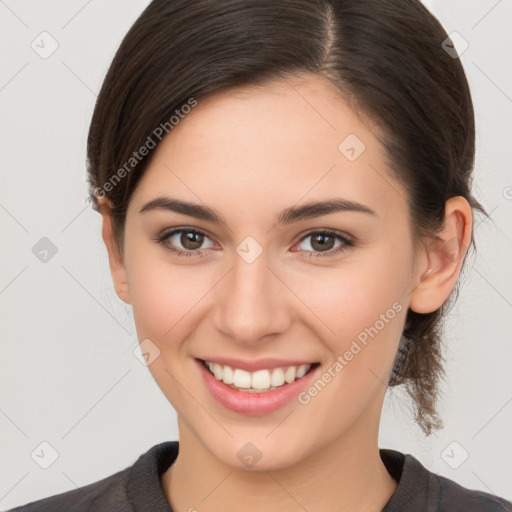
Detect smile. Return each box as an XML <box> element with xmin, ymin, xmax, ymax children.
<box><xmin>203</xmin><ymin>360</ymin><xmax>315</xmax><ymax>392</ymax></box>
<box><xmin>196</xmin><ymin>358</ymin><xmax>321</xmax><ymax>415</ymax></box>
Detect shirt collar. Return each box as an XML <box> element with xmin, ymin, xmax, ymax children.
<box><xmin>127</xmin><ymin>442</ymin><xmax>428</xmax><ymax>512</ymax></box>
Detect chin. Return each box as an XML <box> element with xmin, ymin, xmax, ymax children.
<box><xmin>201</xmin><ymin>432</ymin><xmax>314</xmax><ymax>473</ymax></box>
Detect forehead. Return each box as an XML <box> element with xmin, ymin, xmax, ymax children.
<box><xmin>129</xmin><ymin>73</ymin><xmax>407</xmax><ymax>225</ymax></box>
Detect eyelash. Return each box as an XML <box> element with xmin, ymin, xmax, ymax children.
<box><xmin>155</xmin><ymin>227</ymin><xmax>355</xmax><ymax>259</ymax></box>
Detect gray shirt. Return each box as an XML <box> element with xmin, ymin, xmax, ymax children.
<box><xmin>7</xmin><ymin>441</ymin><xmax>512</xmax><ymax>511</ymax></box>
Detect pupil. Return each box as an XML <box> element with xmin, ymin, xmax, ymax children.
<box><xmin>182</xmin><ymin>231</ymin><xmax>203</xmax><ymax>250</ymax></box>
<box><xmin>312</xmin><ymin>234</ymin><xmax>333</xmax><ymax>252</ymax></box>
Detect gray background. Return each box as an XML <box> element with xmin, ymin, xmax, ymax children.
<box><xmin>1</xmin><ymin>0</ymin><xmax>511</xmax><ymax>508</ymax></box>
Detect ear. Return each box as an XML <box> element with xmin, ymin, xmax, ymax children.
<box><xmin>409</xmin><ymin>196</ymin><xmax>473</xmax><ymax>314</ymax></box>
<box><xmin>98</xmin><ymin>198</ymin><xmax>131</xmax><ymax>304</ymax></box>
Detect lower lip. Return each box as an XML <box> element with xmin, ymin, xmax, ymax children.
<box><xmin>196</xmin><ymin>358</ymin><xmax>321</xmax><ymax>415</ymax></box>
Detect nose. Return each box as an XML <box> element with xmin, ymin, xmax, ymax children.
<box><xmin>213</xmin><ymin>248</ymin><xmax>292</xmax><ymax>346</ymax></box>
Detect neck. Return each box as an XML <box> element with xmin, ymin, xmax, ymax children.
<box><xmin>162</xmin><ymin>411</ymin><xmax>397</xmax><ymax>512</ymax></box>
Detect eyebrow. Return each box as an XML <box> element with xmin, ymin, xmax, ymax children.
<box><xmin>138</xmin><ymin>196</ymin><xmax>377</xmax><ymax>225</ymax></box>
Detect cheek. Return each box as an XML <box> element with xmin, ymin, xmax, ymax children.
<box><xmin>289</xmin><ymin>265</ymin><xmax>408</xmax><ymax>432</ymax></box>
<box><xmin>125</xmin><ymin>257</ymin><xmax>217</xmax><ymax>402</ymax></box>
<box><xmin>126</xmin><ymin>248</ymin><xmax>216</xmax><ymax>343</ymax></box>
<box><xmin>293</xmin><ymin>250</ymin><xmax>410</xmax><ymax>373</ymax></box>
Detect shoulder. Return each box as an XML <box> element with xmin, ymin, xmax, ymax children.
<box><xmin>6</xmin><ymin>441</ymin><xmax>178</xmax><ymax>512</ymax></box>
<box><xmin>6</xmin><ymin>467</ymin><xmax>130</xmax><ymax>512</ymax></box>
<box><xmin>380</xmin><ymin>448</ymin><xmax>512</xmax><ymax>512</ymax></box>
<box><xmin>433</xmin><ymin>472</ymin><xmax>512</xmax><ymax>512</ymax></box>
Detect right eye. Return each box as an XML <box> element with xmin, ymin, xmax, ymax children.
<box><xmin>156</xmin><ymin>227</ymin><xmax>217</xmax><ymax>257</ymax></box>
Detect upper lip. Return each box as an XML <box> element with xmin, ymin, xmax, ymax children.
<box><xmin>197</xmin><ymin>357</ymin><xmax>318</xmax><ymax>372</ymax></box>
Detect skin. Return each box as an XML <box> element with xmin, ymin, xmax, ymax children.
<box><xmin>99</xmin><ymin>73</ymin><xmax>472</xmax><ymax>511</ymax></box>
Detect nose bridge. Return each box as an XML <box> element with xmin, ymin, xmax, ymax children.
<box><xmin>214</xmin><ymin>241</ymin><xmax>290</xmax><ymax>344</ymax></box>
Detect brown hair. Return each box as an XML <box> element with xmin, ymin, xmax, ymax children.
<box><xmin>86</xmin><ymin>0</ymin><xmax>487</xmax><ymax>435</ymax></box>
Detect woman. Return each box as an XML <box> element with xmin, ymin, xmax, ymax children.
<box><xmin>9</xmin><ymin>0</ymin><xmax>512</xmax><ymax>510</ymax></box>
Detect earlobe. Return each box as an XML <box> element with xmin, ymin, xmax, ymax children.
<box><xmin>409</xmin><ymin>196</ymin><xmax>472</xmax><ymax>314</ymax></box>
<box><xmin>98</xmin><ymin>199</ymin><xmax>131</xmax><ymax>305</ymax></box>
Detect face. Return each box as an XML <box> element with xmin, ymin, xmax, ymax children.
<box><xmin>109</xmin><ymin>73</ymin><xmax>421</xmax><ymax>470</ymax></box>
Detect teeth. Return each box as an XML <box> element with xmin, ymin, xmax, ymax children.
<box><xmin>205</xmin><ymin>361</ymin><xmax>313</xmax><ymax>391</ymax></box>
<box><xmin>233</xmin><ymin>368</ymin><xmax>252</xmax><ymax>388</ymax></box>
<box><xmin>222</xmin><ymin>365</ymin><xmax>234</xmax><ymax>384</ymax></box>
<box><xmin>251</xmin><ymin>369</ymin><xmax>271</xmax><ymax>390</ymax></box>
<box><xmin>270</xmin><ymin>368</ymin><xmax>285</xmax><ymax>387</ymax></box>
<box><xmin>296</xmin><ymin>364</ymin><xmax>309</xmax><ymax>378</ymax></box>
<box><xmin>213</xmin><ymin>363</ymin><xmax>223</xmax><ymax>380</ymax></box>
<box><xmin>284</xmin><ymin>366</ymin><xmax>296</xmax><ymax>383</ymax></box>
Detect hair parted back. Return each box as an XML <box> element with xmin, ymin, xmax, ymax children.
<box><xmin>86</xmin><ymin>0</ymin><xmax>487</xmax><ymax>435</ymax></box>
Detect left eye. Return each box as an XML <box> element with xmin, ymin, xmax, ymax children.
<box><xmin>294</xmin><ymin>230</ymin><xmax>353</xmax><ymax>257</ymax></box>
<box><xmin>157</xmin><ymin>228</ymin><xmax>353</xmax><ymax>258</ymax></box>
